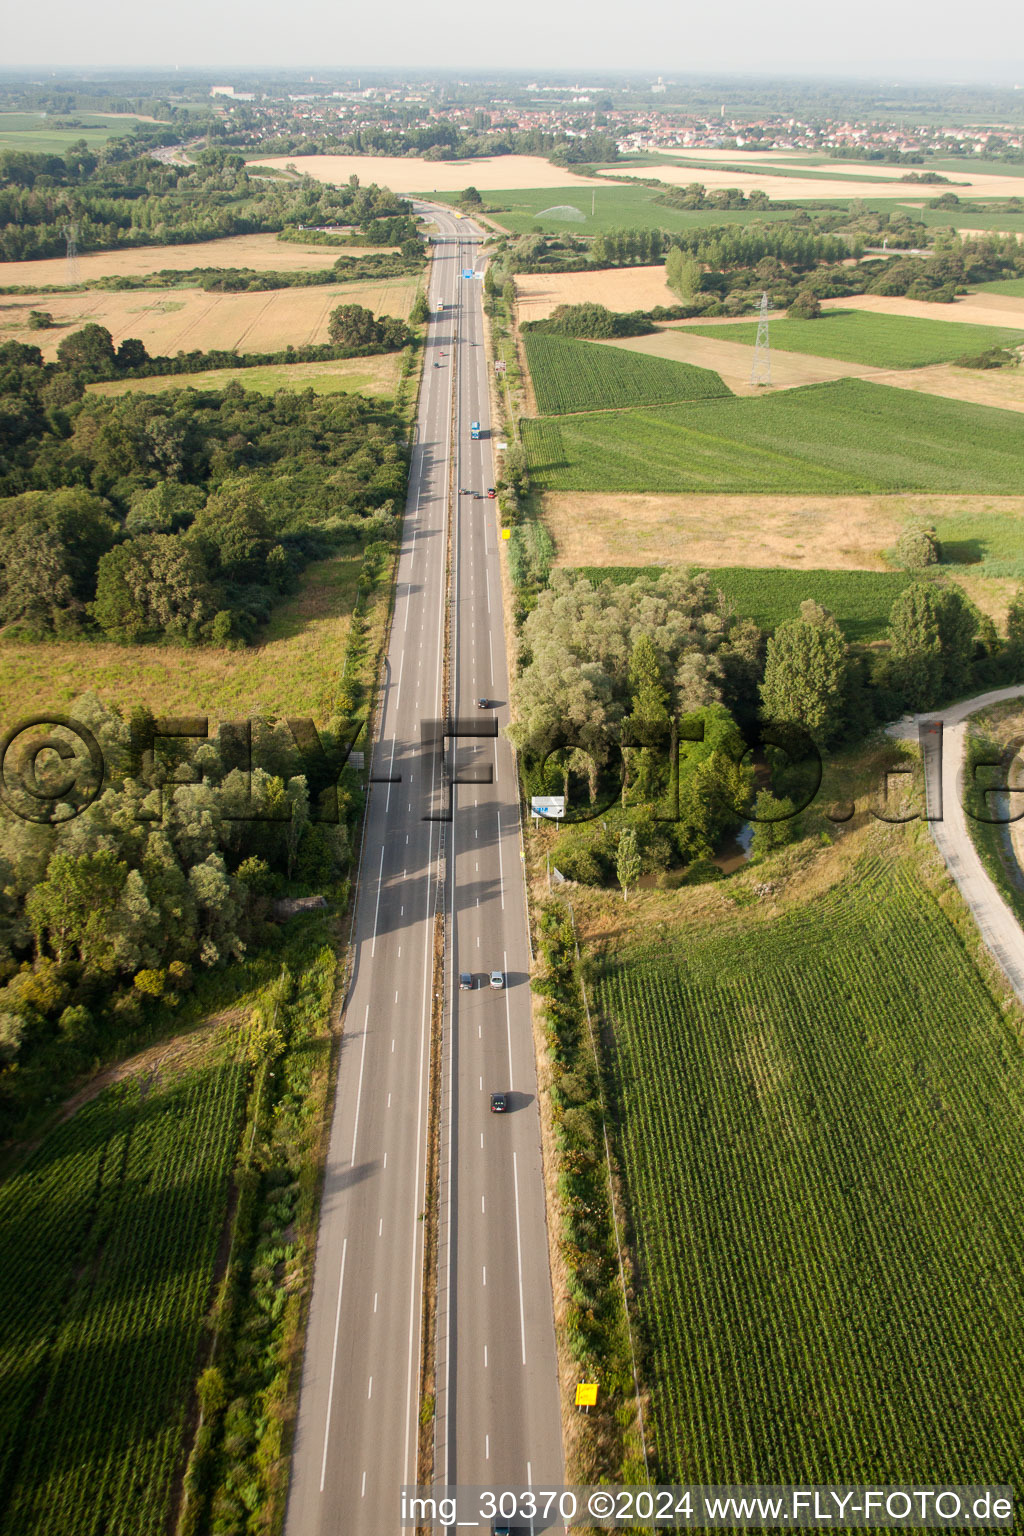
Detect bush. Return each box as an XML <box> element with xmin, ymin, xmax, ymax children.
<box><xmin>896</xmin><ymin>525</ymin><xmax>941</xmax><ymax>568</ymax></box>
<box><xmin>787</xmin><ymin>290</ymin><xmax>822</xmax><ymax>320</ymax></box>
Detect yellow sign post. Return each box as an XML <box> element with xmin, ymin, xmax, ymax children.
<box><xmin>575</xmin><ymin>1383</ymin><xmax>598</xmax><ymax>1409</ymax></box>
<box><xmin>501</xmin><ymin>528</ymin><xmax>511</xmax><ymax>540</ymax></box>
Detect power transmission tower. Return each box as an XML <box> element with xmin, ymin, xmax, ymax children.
<box><xmin>750</xmin><ymin>290</ymin><xmax>771</xmax><ymax>387</ymax></box>
<box><xmin>63</xmin><ymin>221</ymin><xmax>79</xmax><ymax>283</ymax></box>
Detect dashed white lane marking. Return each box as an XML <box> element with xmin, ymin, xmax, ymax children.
<box><xmin>350</xmin><ymin>1006</ymin><xmax>369</xmax><ymax>1167</ymax></box>
<box><xmin>368</xmin><ymin>1376</ymin><xmax>373</xmax><ymax>1399</ymax></box>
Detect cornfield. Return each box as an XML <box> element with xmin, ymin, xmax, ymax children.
<box><xmin>596</xmin><ymin>858</ymin><xmax>1024</xmax><ymax>1484</ymax></box>
<box><xmin>0</xmin><ymin>1055</ymin><xmax>247</xmax><ymax>1535</ymax></box>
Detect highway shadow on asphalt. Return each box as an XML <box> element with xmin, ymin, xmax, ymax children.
<box><xmin>322</xmin><ymin>1159</ymin><xmax>380</xmax><ymax>1196</ymax></box>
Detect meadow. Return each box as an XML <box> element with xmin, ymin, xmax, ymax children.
<box><xmin>0</xmin><ymin>111</ymin><xmax>154</xmax><ymax>154</ymax></box>
<box><xmin>686</xmin><ymin>309</ymin><xmax>1024</xmax><ymax>368</ymax></box>
<box><xmin>976</xmin><ymin>277</ymin><xmax>1024</xmax><ymax>298</ymax></box>
<box><xmin>1</xmin><ymin>276</ymin><xmax>418</xmax><ymax>358</ymax></box>
<box><xmin>521</xmin><ymin>379</ymin><xmax>1024</xmax><ymax>495</ymax></box>
<box><xmin>430</xmin><ymin>183</ymin><xmax>811</xmax><ymax>236</ymax></box>
<box><xmin>89</xmin><ymin>353</ymin><xmax>402</xmax><ymax>401</ymax></box>
<box><xmin>524</xmin><ymin>333</ymin><xmax>728</xmax><ymax>414</ymax></box>
<box><xmin>0</xmin><ymin>552</ymin><xmax>362</xmax><ymax>725</ymax></box>
<box><xmin>0</xmin><ymin>1042</ymin><xmax>247</xmax><ymax>1535</ymax></box>
<box><xmin>576</xmin><ymin>565</ymin><xmax>911</xmax><ymax>640</ymax></box>
<box><xmin>597</xmin><ymin>855</ymin><xmax>1024</xmax><ymax>1484</ymax></box>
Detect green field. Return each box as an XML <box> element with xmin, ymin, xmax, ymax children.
<box><xmin>430</xmin><ymin>185</ymin><xmax>811</xmax><ymax>236</ymax></box>
<box><xmin>525</xmin><ymin>333</ymin><xmax>728</xmax><ymax>414</ymax></box>
<box><xmin>874</xmin><ymin>201</ymin><xmax>1024</xmax><ymax>234</ymax></box>
<box><xmin>686</xmin><ymin>308</ymin><xmax>1024</xmax><ymax>368</ymax></box>
<box><xmin>521</xmin><ymin>378</ymin><xmax>1024</xmax><ymax>494</ymax></box>
<box><xmin>975</xmin><ymin>277</ymin><xmax>1024</xmax><ymax>298</ymax></box>
<box><xmin>597</xmin><ymin>856</ymin><xmax>1024</xmax><ymax>1484</ymax></box>
<box><xmin>576</xmin><ymin>565</ymin><xmax>910</xmax><ymax>641</ymax></box>
<box><xmin>0</xmin><ymin>1046</ymin><xmax>246</xmax><ymax>1535</ymax></box>
<box><xmin>0</xmin><ymin>112</ymin><xmax>154</xmax><ymax>155</ymax></box>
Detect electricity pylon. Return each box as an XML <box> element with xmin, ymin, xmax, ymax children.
<box><xmin>750</xmin><ymin>290</ymin><xmax>771</xmax><ymax>387</ymax></box>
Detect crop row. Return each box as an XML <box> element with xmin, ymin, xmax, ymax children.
<box><xmin>596</xmin><ymin>860</ymin><xmax>1024</xmax><ymax>1483</ymax></box>
<box><xmin>524</xmin><ymin>333</ymin><xmax>728</xmax><ymax>415</ymax></box>
<box><xmin>686</xmin><ymin>309</ymin><xmax>1024</xmax><ymax>369</ymax></box>
<box><xmin>0</xmin><ymin>1057</ymin><xmax>247</xmax><ymax>1535</ymax></box>
<box><xmin>521</xmin><ymin>377</ymin><xmax>1024</xmax><ymax>494</ymax></box>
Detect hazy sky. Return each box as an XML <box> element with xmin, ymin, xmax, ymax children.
<box><xmin>6</xmin><ymin>0</ymin><xmax>1024</xmax><ymax>81</ymax></box>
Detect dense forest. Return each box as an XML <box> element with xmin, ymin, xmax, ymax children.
<box><xmin>0</xmin><ymin>143</ymin><xmax>413</xmax><ymax>260</ymax></box>
<box><xmin>0</xmin><ymin>336</ymin><xmax>407</xmax><ymax>643</ymax></box>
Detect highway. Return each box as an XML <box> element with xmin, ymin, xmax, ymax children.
<box><xmin>284</xmin><ymin>203</ymin><xmax>562</xmax><ymax>1536</ymax></box>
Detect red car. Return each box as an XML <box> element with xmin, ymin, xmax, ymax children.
<box><xmin>486</xmin><ymin>487</ymin><xmax>496</xmax><ymax>498</ymax></box>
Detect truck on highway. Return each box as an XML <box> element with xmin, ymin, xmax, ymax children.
<box><xmin>436</xmin><ymin>298</ymin><xmax>444</xmax><ymax>313</ymax></box>
<box><xmin>470</xmin><ymin>420</ymin><xmax>481</xmax><ymax>440</ymax></box>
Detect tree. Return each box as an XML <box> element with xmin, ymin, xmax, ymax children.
<box><xmin>115</xmin><ymin>336</ymin><xmax>149</xmax><ymax>371</ymax></box>
<box><xmin>760</xmin><ymin>601</ymin><xmax>849</xmax><ymax>745</ymax></box>
<box><xmin>461</xmin><ymin>186</ymin><xmax>483</xmax><ymax>207</ymax></box>
<box><xmin>616</xmin><ymin>827</ymin><xmax>641</xmax><ymax>901</ymax></box>
<box><xmin>56</xmin><ymin>323</ymin><xmax>117</xmax><ymax>378</ymax></box>
<box><xmin>750</xmin><ymin>790</ymin><xmax>797</xmax><ymax>859</ymax></box>
<box><xmin>886</xmin><ymin>581</ymin><xmax>977</xmax><ymax>709</ymax></box>
<box><xmin>92</xmin><ymin>535</ymin><xmax>217</xmax><ymax>642</ymax></box>
<box><xmin>27</xmin><ymin>310</ymin><xmax>53</xmax><ymax>330</ymax></box>
<box><xmin>189</xmin><ymin>479</ymin><xmax>274</xmax><ymax>583</ymax></box>
<box><xmin>327</xmin><ymin>303</ymin><xmax>379</xmax><ymax>347</ymax></box>
<box><xmin>665</xmin><ymin>246</ymin><xmax>700</xmax><ymax>303</ymax></box>
<box><xmin>25</xmin><ymin>849</ymin><xmax>128</xmax><ymax>970</ymax></box>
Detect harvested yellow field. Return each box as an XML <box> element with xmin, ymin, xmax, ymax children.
<box><xmin>0</xmin><ymin>233</ymin><xmax>391</xmax><ymax>288</ymax></box>
<box><xmin>514</xmin><ymin>264</ymin><xmax>677</xmax><ymax>321</ymax></box>
<box><xmin>250</xmin><ymin>153</ymin><xmax>624</xmax><ymax>193</ymax></box>
<box><xmin>541</xmin><ymin>492</ymin><xmax>1024</xmax><ymax>573</ymax></box>
<box><xmin>821</xmin><ymin>291</ymin><xmax>1024</xmax><ymax>328</ymax></box>
<box><xmin>0</xmin><ymin>277</ymin><xmax>417</xmax><ymax>358</ymax></box>
<box><xmin>601</xmin><ymin>159</ymin><xmax>1024</xmax><ymax>201</ymax></box>
<box><xmin>871</xmin><ymin>362</ymin><xmax>1024</xmax><ymax>415</ymax></box>
<box><xmin>599</xmin><ymin>327</ymin><xmax>878</xmax><ymax>395</ymax></box>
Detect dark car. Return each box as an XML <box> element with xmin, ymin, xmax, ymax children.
<box><xmin>459</xmin><ymin>971</ymin><xmax>473</xmax><ymax>990</ymax></box>
<box><xmin>486</xmin><ymin>486</ymin><xmax>496</xmax><ymax>498</ymax></box>
<box><xmin>476</xmin><ymin>696</ymin><xmax>489</xmax><ymax>709</ymax></box>
<box><xmin>490</xmin><ymin>1092</ymin><xmax>507</xmax><ymax>1113</ymax></box>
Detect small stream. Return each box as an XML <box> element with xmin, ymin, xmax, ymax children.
<box><xmin>713</xmin><ymin>821</ymin><xmax>755</xmax><ymax>875</ymax></box>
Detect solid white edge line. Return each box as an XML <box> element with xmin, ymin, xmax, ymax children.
<box><xmin>318</xmin><ymin>1235</ymin><xmax>348</xmax><ymax>1492</ymax></box>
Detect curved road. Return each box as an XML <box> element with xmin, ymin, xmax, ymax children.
<box><xmin>284</xmin><ymin>204</ymin><xmax>562</xmax><ymax>1536</ymax></box>
<box><xmin>891</xmin><ymin>685</ymin><xmax>1024</xmax><ymax>1003</ymax></box>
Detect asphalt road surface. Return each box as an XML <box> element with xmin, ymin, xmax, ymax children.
<box><xmin>285</xmin><ymin>204</ymin><xmax>562</xmax><ymax>1536</ymax></box>
<box><xmin>890</xmin><ymin>685</ymin><xmax>1024</xmax><ymax>1005</ymax></box>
